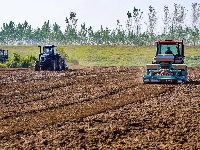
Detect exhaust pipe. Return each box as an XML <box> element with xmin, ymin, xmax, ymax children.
<box><xmin>52</xmin><ymin>45</ymin><xmax>55</xmax><ymax>55</ymax></box>
<box><xmin>38</xmin><ymin>45</ymin><xmax>41</xmax><ymax>54</ymax></box>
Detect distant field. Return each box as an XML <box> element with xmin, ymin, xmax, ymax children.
<box><xmin>1</xmin><ymin>45</ymin><xmax>200</xmax><ymax>66</ymax></box>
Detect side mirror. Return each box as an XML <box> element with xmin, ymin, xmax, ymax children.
<box><xmin>52</xmin><ymin>45</ymin><xmax>56</xmax><ymax>55</ymax></box>
<box><xmin>38</xmin><ymin>45</ymin><xmax>42</xmax><ymax>53</ymax></box>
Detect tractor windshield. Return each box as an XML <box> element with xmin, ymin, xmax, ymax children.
<box><xmin>0</xmin><ymin>50</ymin><xmax>3</xmax><ymax>55</ymax></box>
<box><xmin>4</xmin><ymin>50</ymin><xmax>7</xmax><ymax>55</ymax></box>
<box><xmin>43</xmin><ymin>46</ymin><xmax>57</xmax><ymax>55</ymax></box>
<box><xmin>44</xmin><ymin>47</ymin><xmax>51</xmax><ymax>53</ymax></box>
<box><xmin>157</xmin><ymin>44</ymin><xmax>180</xmax><ymax>56</ymax></box>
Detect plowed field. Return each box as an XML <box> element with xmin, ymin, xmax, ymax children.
<box><xmin>0</xmin><ymin>66</ymin><xmax>199</xmax><ymax>149</ymax></box>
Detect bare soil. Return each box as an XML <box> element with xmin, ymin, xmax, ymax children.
<box><xmin>0</xmin><ymin>66</ymin><xmax>199</xmax><ymax>149</ymax></box>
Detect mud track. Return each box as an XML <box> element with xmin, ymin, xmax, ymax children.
<box><xmin>0</xmin><ymin>66</ymin><xmax>199</xmax><ymax>149</ymax></box>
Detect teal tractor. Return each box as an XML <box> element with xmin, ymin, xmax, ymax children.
<box><xmin>0</xmin><ymin>49</ymin><xmax>8</xmax><ymax>63</ymax></box>
<box><xmin>143</xmin><ymin>40</ymin><xmax>187</xmax><ymax>83</ymax></box>
<box><xmin>34</xmin><ymin>45</ymin><xmax>68</xmax><ymax>71</ymax></box>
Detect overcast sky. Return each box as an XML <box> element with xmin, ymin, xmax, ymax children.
<box><xmin>0</xmin><ymin>0</ymin><xmax>198</xmax><ymax>33</ymax></box>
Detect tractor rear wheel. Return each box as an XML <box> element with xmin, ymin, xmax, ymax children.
<box><xmin>51</xmin><ymin>60</ymin><xmax>57</xmax><ymax>71</ymax></box>
<box><xmin>34</xmin><ymin>61</ymin><xmax>40</xmax><ymax>71</ymax></box>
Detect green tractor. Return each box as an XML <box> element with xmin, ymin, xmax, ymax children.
<box><xmin>34</xmin><ymin>45</ymin><xmax>68</xmax><ymax>71</ymax></box>
<box><xmin>0</xmin><ymin>49</ymin><xmax>8</xmax><ymax>63</ymax></box>
<box><xmin>143</xmin><ymin>40</ymin><xmax>187</xmax><ymax>83</ymax></box>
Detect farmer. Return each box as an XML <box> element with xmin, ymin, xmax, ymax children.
<box><xmin>165</xmin><ymin>47</ymin><xmax>173</xmax><ymax>54</ymax></box>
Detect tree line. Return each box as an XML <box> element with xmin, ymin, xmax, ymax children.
<box><xmin>0</xmin><ymin>3</ymin><xmax>199</xmax><ymax>46</ymax></box>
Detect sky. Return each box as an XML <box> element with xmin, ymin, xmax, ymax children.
<box><xmin>0</xmin><ymin>0</ymin><xmax>199</xmax><ymax>33</ymax></box>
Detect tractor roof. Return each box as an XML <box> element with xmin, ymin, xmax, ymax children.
<box><xmin>155</xmin><ymin>40</ymin><xmax>183</xmax><ymax>44</ymax></box>
<box><xmin>44</xmin><ymin>45</ymin><xmax>57</xmax><ymax>47</ymax></box>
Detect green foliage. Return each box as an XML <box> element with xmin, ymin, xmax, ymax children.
<box><xmin>0</xmin><ymin>63</ymin><xmax>6</xmax><ymax>68</ymax></box>
<box><xmin>147</xmin><ymin>5</ymin><xmax>157</xmax><ymax>35</ymax></box>
<box><xmin>126</xmin><ymin>7</ymin><xmax>143</xmax><ymax>35</ymax></box>
<box><xmin>63</xmin><ymin>45</ymin><xmax>155</xmax><ymax>66</ymax></box>
<box><xmin>6</xmin><ymin>53</ymin><xmax>37</xmax><ymax>68</ymax></box>
<box><xmin>6</xmin><ymin>53</ymin><xmax>21</xmax><ymax>68</ymax></box>
<box><xmin>69</xmin><ymin>59</ymin><xmax>79</xmax><ymax>65</ymax></box>
<box><xmin>57</xmin><ymin>46</ymin><xmax>79</xmax><ymax>65</ymax></box>
<box><xmin>0</xmin><ymin>4</ymin><xmax>199</xmax><ymax>45</ymax></box>
<box><xmin>20</xmin><ymin>54</ymin><xmax>37</xmax><ymax>68</ymax></box>
<box><xmin>57</xmin><ymin>46</ymin><xmax>69</xmax><ymax>59</ymax></box>
<box><xmin>62</xmin><ymin>45</ymin><xmax>200</xmax><ymax>66</ymax></box>
<box><xmin>185</xmin><ymin>56</ymin><xmax>200</xmax><ymax>66</ymax></box>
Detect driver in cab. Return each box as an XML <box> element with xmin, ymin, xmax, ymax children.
<box><xmin>165</xmin><ymin>47</ymin><xmax>173</xmax><ymax>54</ymax></box>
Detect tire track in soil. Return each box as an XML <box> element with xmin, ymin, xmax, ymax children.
<box><xmin>0</xmin><ymin>70</ymin><xmax>139</xmax><ymax>119</ymax></box>
<box><xmin>0</xmin><ymin>70</ymin><xmax>105</xmax><ymax>106</ymax></box>
<box><xmin>0</xmin><ymin>83</ymin><xmax>173</xmax><ymax>138</ymax></box>
<box><xmin>0</xmin><ymin>80</ymin><xmax>76</xmax><ymax>107</ymax></box>
<box><xmin>1</xmin><ymin>67</ymin><xmax>138</xmax><ymax>119</ymax></box>
<box><xmin>55</xmin><ymin>84</ymin><xmax>197</xmax><ymax>149</ymax></box>
<box><xmin>0</xmin><ymin>81</ymin><xmax>138</xmax><ymax>120</ymax></box>
<box><xmin>0</xmin><ymin>69</ymin><xmax>129</xmax><ymax>105</ymax></box>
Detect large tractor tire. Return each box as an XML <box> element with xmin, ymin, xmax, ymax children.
<box><xmin>51</xmin><ymin>60</ymin><xmax>57</xmax><ymax>71</ymax></box>
<box><xmin>58</xmin><ymin>61</ymin><xmax>62</xmax><ymax>71</ymax></box>
<box><xmin>34</xmin><ymin>61</ymin><xmax>40</xmax><ymax>71</ymax></box>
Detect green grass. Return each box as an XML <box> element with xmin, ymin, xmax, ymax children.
<box><xmin>2</xmin><ymin>45</ymin><xmax>39</xmax><ymax>57</ymax></box>
<box><xmin>63</xmin><ymin>45</ymin><xmax>156</xmax><ymax>66</ymax></box>
<box><xmin>1</xmin><ymin>45</ymin><xmax>200</xmax><ymax>67</ymax></box>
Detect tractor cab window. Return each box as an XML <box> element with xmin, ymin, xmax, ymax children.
<box><xmin>0</xmin><ymin>50</ymin><xmax>3</xmax><ymax>55</ymax></box>
<box><xmin>4</xmin><ymin>50</ymin><xmax>7</xmax><ymax>55</ymax></box>
<box><xmin>53</xmin><ymin>46</ymin><xmax>57</xmax><ymax>54</ymax></box>
<box><xmin>157</xmin><ymin>44</ymin><xmax>180</xmax><ymax>56</ymax></box>
<box><xmin>43</xmin><ymin>46</ymin><xmax>57</xmax><ymax>55</ymax></box>
<box><xmin>44</xmin><ymin>47</ymin><xmax>53</xmax><ymax>54</ymax></box>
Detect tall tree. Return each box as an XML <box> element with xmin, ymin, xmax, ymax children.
<box><xmin>163</xmin><ymin>5</ymin><xmax>171</xmax><ymax>34</ymax></box>
<box><xmin>147</xmin><ymin>5</ymin><xmax>157</xmax><ymax>44</ymax></box>
<box><xmin>87</xmin><ymin>26</ymin><xmax>94</xmax><ymax>45</ymax></box>
<box><xmin>102</xmin><ymin>27</ymin><xmax>111</xmax><ymax>44</ymax></box>
<box><xmin>15</xmin><ymin>23</ymin><xmax>23</xmax><ymax>44</ymax></box>
<box><xmin>22</xmin><ymin>21</ymin><xmax>33</xmax><ymax>45</ymax></box>
<box><xmin>191</xmin><ymin>3</ymin><xmax>200</xmax><ymax>28</ymax></box>
<box><xmin>126</xmin><ymin>7</ymin><xmax>143</xmax><ymax>45</ymax></box>
<box><xmin>51</xmin><ymin>22</ymin><xmax>64</xmax><ymax>44</ymax></box>
<box><xmin>33</xmin><ymin>27</ymin><xmax>42</xmax><ymax>45</ymax></box>
<box><xmin>114</xmin><ymin>20</ymin><xmax>125</xmax><ymax>45</ymax></box>
<box><xmin>190</xmin><ymin>3</ymin><xmax>200</xmax><ymax>45</ymax></box>
<box><xmin>41</xmin><ymin>20</ymin><xmax>51</xmax><ymax>44</ymax></box>
<box><xmin>172</xmin><ymin>4</ymin><xmax>187</xmax><ymax>28</ymax></box>
<box><xmin>171</xmin><ymin>4</ymin><xmax>187</xmax><ymax>40</ymax></box>
<box><xmin>65</xmin><ymin>12</ymin><xmax>78</xmax><ymax>44</ymax></box>
<box><xmin>132</xmin><ymin>7</ymin><xmax>143</xmax><ymax>34</ymax></box>
<box><xmin>78</xmin><ymin>22</ymin><xmax>88</xmax><ymax>44</ymax></box>
<box><xmin>1</xmin><ymin>21</ymin><xmax>16</xmax><ymax>44</ymax></box>
<box><xmin>126</xmin><ymin>11</ymin><xmax>132</xmax><ymax>34</ymax></box>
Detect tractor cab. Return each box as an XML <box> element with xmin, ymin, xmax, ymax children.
<box><xmin>153</xmin><ymin>40</ymin><xmax>184</xmax><ymax>64</ymax></box>
<box><xmin>42</xmin><ymin>45</ymin><xmax>57</xmax><ymax>55</ymax></box>
<box><xmin>0</xmin><ymin>49</ymin><xmax>8</xmax><ymax>63</ymax></box>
